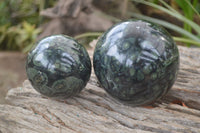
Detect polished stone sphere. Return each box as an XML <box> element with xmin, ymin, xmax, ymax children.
<box><xmin>93</xmin><ymin>20</ymin><xmax>179</xmax><ymax>106</ymax></box>
<box><xmin>26</xmin><ymin>35</ymin><xmax>91</xmax><ymax>99</ymax></box>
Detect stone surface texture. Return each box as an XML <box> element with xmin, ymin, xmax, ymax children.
<box><xmin>93</xmin><ymin>20</ymin><xmax>179</xmax><ymax>105</ymax></box>
<box><xmin>26</xmin><ymin>35</ymin><xmax>91</xmax><ymax>99</ymax></box>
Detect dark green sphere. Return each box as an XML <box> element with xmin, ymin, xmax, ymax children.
<box><xmin>26</xmin><ymin>35</ymin><xmax>91</xmax><ymax>99</ymax></box>
<box><xmin>93</xmin><ymin>20</ymin><xmax>179</xmax><ymax>106</ymax></box>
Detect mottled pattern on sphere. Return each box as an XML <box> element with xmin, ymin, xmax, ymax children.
<box><xmin>93</xmin><ymin>20</ymin><xmax>179</xmax><ymax>106</ymax></box>
<box><xmin>26</xmin><ymin>35</ymin><xmax>91</xmax><ymax>99</ymax></box>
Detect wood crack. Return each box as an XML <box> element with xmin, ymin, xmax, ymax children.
<box><xmin>46</xmin><ymin>109</ymin><xmax>78</xmax><ymax>132</ymax></box>
<box><xmin>30</xmin><ymin>106</ymin><xmax>59</xmax><ymax>128</ymax></box>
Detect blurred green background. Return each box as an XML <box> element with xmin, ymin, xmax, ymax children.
<box><xmin>0</xmin><ymin>0</ymin><xmax>200</xmax><ymax>103</ymax></box>
<box><xmin>0</xmin><ymin>0</ymin><xmax>56</xmax><ymax>52</ymax></box>
<box><xmin>0</xmin><ymin>0</ymin><xmax>200</xmax><ymax>53</ymax></box>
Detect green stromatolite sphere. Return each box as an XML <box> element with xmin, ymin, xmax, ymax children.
<box><xmin>26</xmin><ymin>35</ymin><xmax>91</xmax><ymax>99</ymax></box>
<box><xmin>93</xmin><ymin>20</ymin><xmax>179</xmax><ymax>106</ymax></box>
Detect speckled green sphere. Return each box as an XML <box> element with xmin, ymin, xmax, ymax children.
<box><xmin>26</xmin><ymin>35</ymin><xmax>91</xmax><ymax>99</ymax></box>
<box><xmin>93</xmin><ymin>20</ymin><xmax>179</xmax><ymax>106</ymax></box>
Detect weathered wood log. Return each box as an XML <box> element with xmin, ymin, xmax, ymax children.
<box><xmin>0</xmin><ymin>42</ymin><xmax>200</xmax><ymax>133</ymax></box>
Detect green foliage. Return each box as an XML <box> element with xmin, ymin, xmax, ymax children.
<box><xmin>0</xmin><ymin>0</ymin><xmax>38</xmax><ymax>26</ymax></box>
<box><xmin>150</xmin><ymin>0</ymin><xmax>159</xmax><ymax>4</ymax></box>
<box><xmin>175</xmin><ymin>0</ymin><xmax>199</xmax><ymax>33</ymax></box>
<box><xmin>75</xmin><ymin>0</ymin><xmax>200</xmax><ymax>47</ymax></box>
<box><xmin>0</xmin><ymin>0</ymin><xmax>56</xmax><ymax>52</ymax></box>
<box><xmin>195</xmin><ymin>2</ymin><xmax>200</xmax><ymax>13</ymax></box>
<box><xmin>0</xmin><ymin>1</ymin><xmax>10</xmax><ymax>25</ymax></box>
<box><xmin>130</xmin><ymin>0</ymin><xmax>200</xmax><ymax>47</ymax></box>
<box><xmin>0</xmin><ymin>0</ymin><xmax>56</xmax><ymax>26</ymax></box>
<box><xmin>0</xmin><ymin>22</ymin><xmax>41</xmax><ymax>52</ymax></box>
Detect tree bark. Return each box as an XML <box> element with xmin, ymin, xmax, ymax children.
<box><xmin>0</xmin><ymin>41</ymin><xmax>200</xmax><ymax>133</ymax></box>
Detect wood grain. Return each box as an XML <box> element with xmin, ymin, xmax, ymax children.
<box><xmin>0</xmin><ymin>43</ymin><xmax>200</xmax><ymax>133</ymax></box>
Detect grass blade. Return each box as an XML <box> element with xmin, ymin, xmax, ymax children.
<box><xmin>130</xmin><ymin>12</ymin><xmax>200</xmax><ymax>42</ymax></box>
<box><xmin>74</xmin><ymin>32</ymin><xmax>103</xmax><ymax>40</ymax></box>
<box><xmin>173</xmin><ymin>37</ymin><xmax>200</xmax><ymax>47</ymax></box>
<box><xmin>158</xmin><ymin>0</ymin><xmax>179</xmax><ymax>14</ymax></box>
<box><xmin>74</xmin><ymin>31</ymin><xmax>200</xmax><ymax>47</ymax></box>
<box><xmin>131</xmin><ymin>0</ymin><xmax>200</xmax><ymax>35</ymax></box>
<box><xmin>185</xmin><ymin>0</ymin><xmax>200</xmax><ymax>18</ymax></box>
